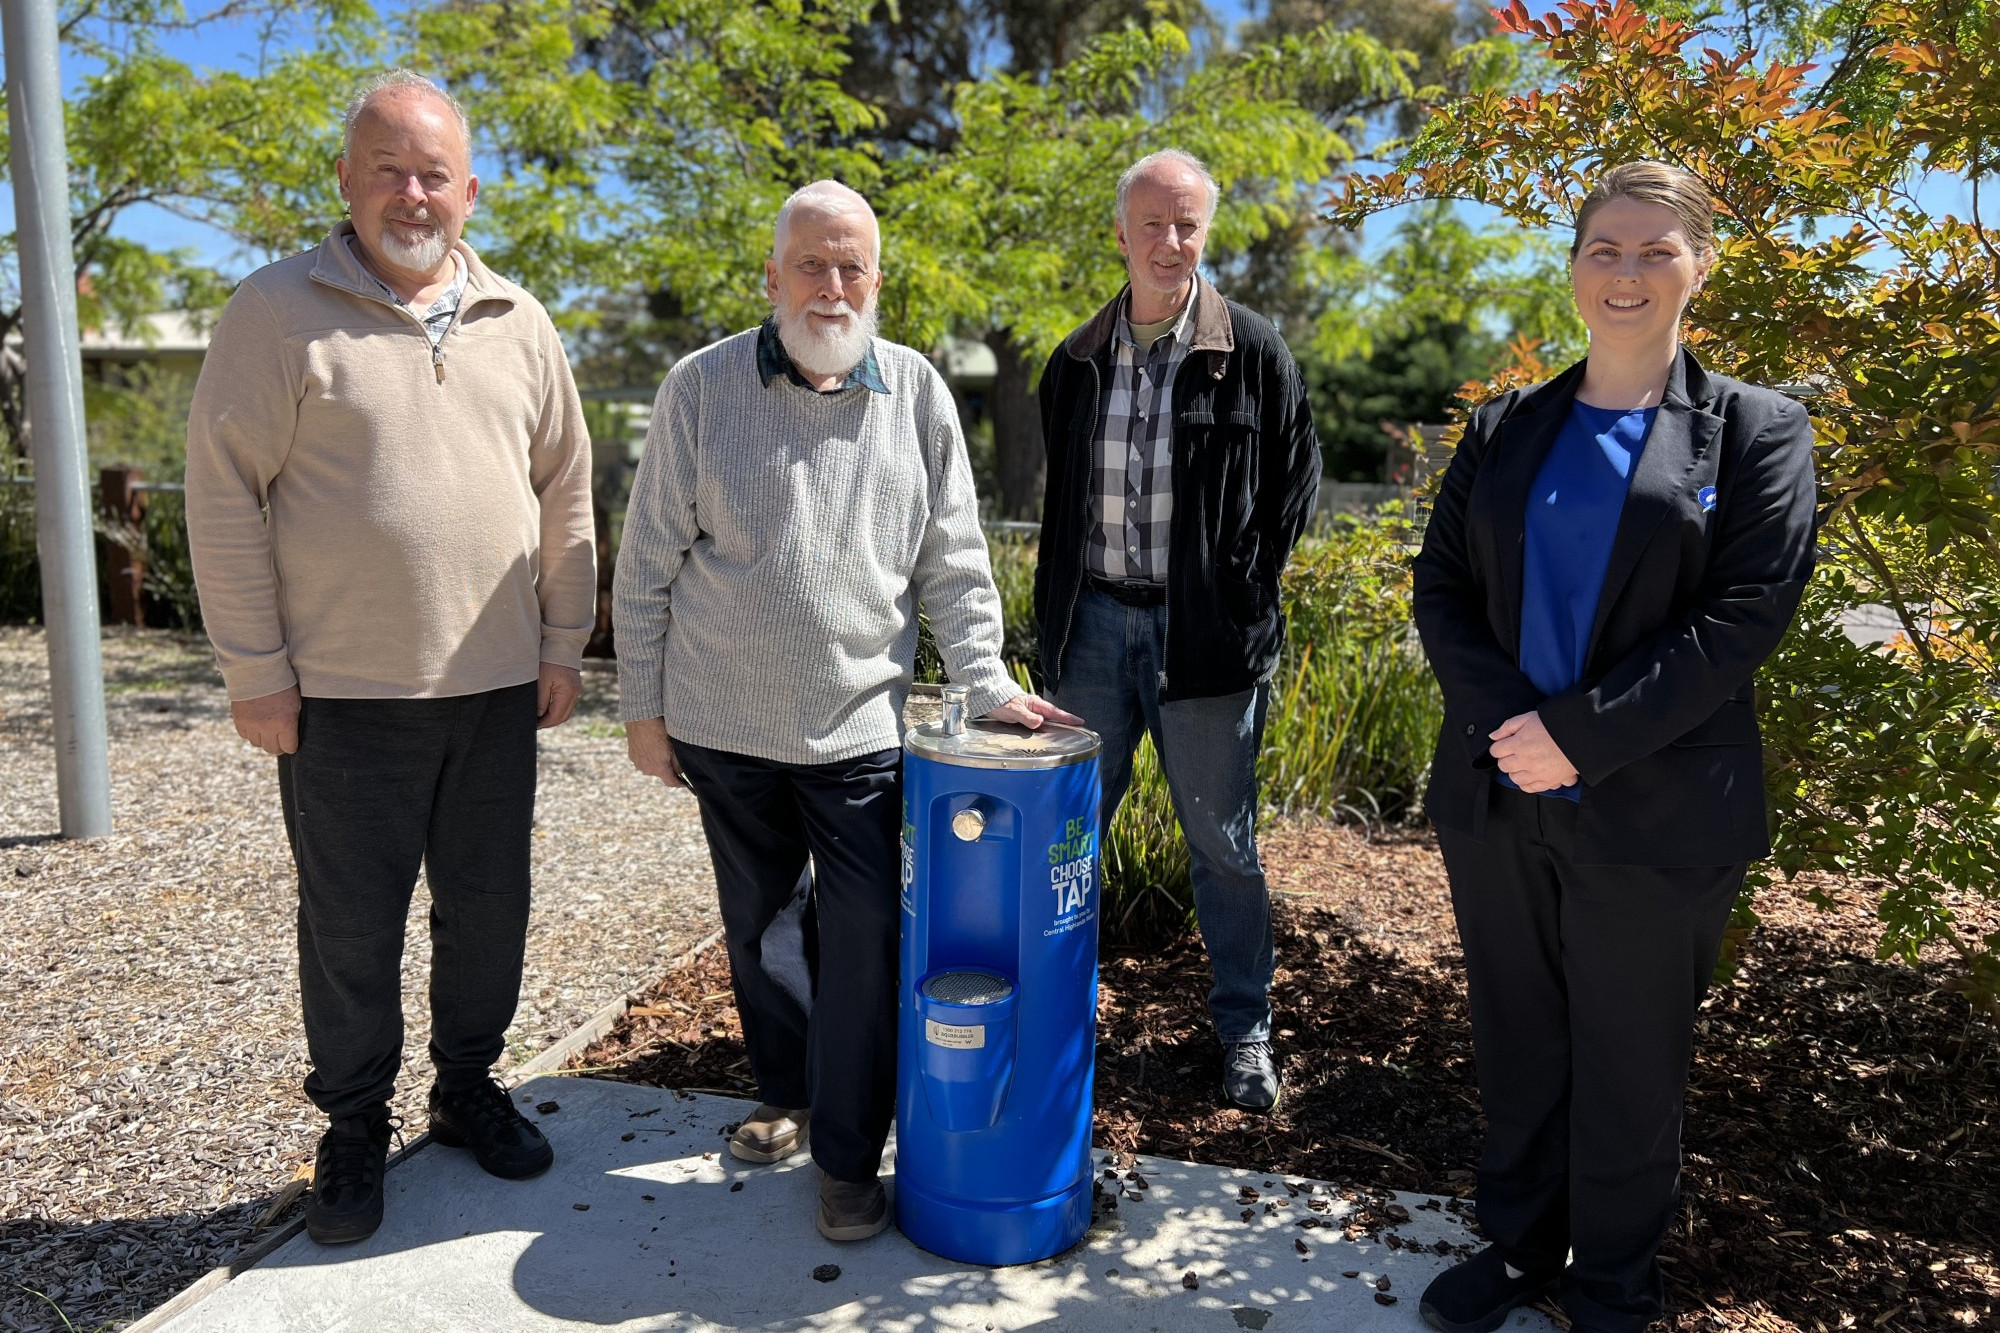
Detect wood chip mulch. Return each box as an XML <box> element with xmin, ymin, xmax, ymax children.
<box><xmin>575</xmin><ymin>820</ymin><xmax>1999</xmax><ymax>1332</ymax></box>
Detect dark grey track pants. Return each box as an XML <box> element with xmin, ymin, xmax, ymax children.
<box><xmin>276</xmin><ymin>682</ymin><xmax>538</xmax><ymax>1120</ymax></box>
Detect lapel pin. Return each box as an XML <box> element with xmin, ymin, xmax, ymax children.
<box><xmin>1698</xmin><ymin>486</ymin><xmax>1717</xmax><ymax>513</ymax></box>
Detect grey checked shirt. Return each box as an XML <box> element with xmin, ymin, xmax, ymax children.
<box><xmin>1088</xmin><ymin>291</ymin><xmax>1196</xmax><ymax>583</ymax></box>
<box><xmin>348</xmin><ymin>240</ymin><xmax>466</xmax><ymax>349</ymax></box>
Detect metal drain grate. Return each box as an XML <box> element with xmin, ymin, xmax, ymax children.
<box><xmin>921</xmin><ymin>970</ymin><xmax>1014</xmax><ymax>1006</ymax></box>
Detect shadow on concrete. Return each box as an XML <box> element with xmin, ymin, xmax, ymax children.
<box><xmin>185</xmin><ymin>1080</ymin><xmax>1487</xmax><ymax>1333</ymax></box>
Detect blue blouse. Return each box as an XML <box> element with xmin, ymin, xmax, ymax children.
<box><xmin>1503</xmin><ymin>401</ymin><xmax>1659</xmax><ymax>801</ymax></box>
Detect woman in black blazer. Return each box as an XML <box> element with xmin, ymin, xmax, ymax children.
<box><xmin>1413</xmin><ymin>163</ymin><xmax>1818</xmax><ymax>1333</ymax></box>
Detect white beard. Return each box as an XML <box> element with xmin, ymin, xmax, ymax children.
<box><xmin>777</xmin><ymin>298</ymin><xmax>879</xmax><ymax>380</ymax></box>
<box><xmin>377</xmin><ymin>219</ymin><xmax>451</xmax><ymax>275</ymax></box>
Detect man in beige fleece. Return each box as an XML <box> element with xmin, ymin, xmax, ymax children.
<box><xmin>185</xmin><ymin>70</ymin><xmax>595</xmax><ymax>1246</ymax></box>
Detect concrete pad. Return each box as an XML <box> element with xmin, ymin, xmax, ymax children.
<box><xmin>153</xmin><ymin>1075</ymin><xmax>1559</xmax><ymax>1333</ymax></box>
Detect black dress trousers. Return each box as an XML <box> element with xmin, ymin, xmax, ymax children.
<box><xmin>672</xmin><ymin>739</ymin><xmax>905</xmax><ymax>1184</ymax></box>
<box><xmin>1438</xmin><ymin>784</ymin><xmax>1743</xmax><ymax>1333</ymax></box>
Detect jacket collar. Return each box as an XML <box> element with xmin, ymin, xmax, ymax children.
<box><xmin>309</xmin><ymin>221</ymin><xmax>516</xmax><ymax>313</ymax></box>
<box><xmin>1066</xmin><ymin>273</ymin><xmax>1233</xmax><ymax>363</ymax></box>
<box><xmin>1487</xmin><ymin>346</ymin><xmax>1726</xmax><ymax>666</ymax></box>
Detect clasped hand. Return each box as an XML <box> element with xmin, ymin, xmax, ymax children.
<box><xmin>1488</xmin><ymin>711</ymin><xmax>1579</xmax><ymax>793</ymax></box>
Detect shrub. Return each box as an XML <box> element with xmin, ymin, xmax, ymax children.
<box><xmin>84</xmin><ymin>364</ymin><xmax>195</xmax><ymax>483</ymax></box>
<box><xmin>0</xmin><ymin>483</ymin><xmax>41</xmax><ymax>623</ymax></box>
<box><xmin>1097</xmin><ymin>735</ymin><xmax>1197</xmax><ymax>942</ymax></box>
<box><xmin>1094</xmin><ymin>513</ymin><xmax>1444</xmax><ymax>943</ymax></box>
<box><xmin>1265</xmin><ymin>511</ymin><xmax>1442</xmax><ymax>821</ymax></box>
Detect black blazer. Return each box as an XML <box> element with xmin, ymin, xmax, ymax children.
<box><xmin>1413</xmin><ymin>349</ymin><xmax>1818</xmax><ymax>867</ymax></box>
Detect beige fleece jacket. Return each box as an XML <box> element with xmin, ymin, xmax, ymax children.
<box><xmin>186</xmin><ymin>224</ymin><xmax>596</xmax><ymax>701</ymax></box>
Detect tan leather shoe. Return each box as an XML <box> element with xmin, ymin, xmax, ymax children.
<box><xmin>728</xmin><ymin>1104</ymin><xmax>810</xmax><ymax>1164</ymax></box>
<box><xmin>816</xmin><ymin>1172</ymin><xmax>888</xmax><ymax>1241</ymax></box>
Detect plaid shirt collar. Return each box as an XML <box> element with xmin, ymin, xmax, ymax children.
<box><xmin>756</xmin><ymin>317</ymin><xmax>889</xmax><ymax>395</ymax></box>
<box><xmin>1111</xmin><ymin>285</ymin><xmax>1198</xmax><ymax>357</ymax></box>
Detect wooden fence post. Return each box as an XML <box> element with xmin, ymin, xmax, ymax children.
<box><xmin>99</xmin><ymin>464</ymin><xmax>145</xmax><ymax>627</ymax></box>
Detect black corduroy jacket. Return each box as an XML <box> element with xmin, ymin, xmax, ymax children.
<box><xmin>1032</xmin><ymin>277</ymin><xmax>1321</xmax><ymax>701</ymax></box>
<box><xmin>1414</xmin><ymin>348</ymin><xmax>1820</xmax><ymax>866</ymax></box>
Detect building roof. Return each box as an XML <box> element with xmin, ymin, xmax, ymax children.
<box><xmin>78</xmin><ymin>311</ymin><xmax>210</xmax><ymax>356</ymax></box>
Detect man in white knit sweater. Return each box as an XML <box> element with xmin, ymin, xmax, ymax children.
<box><xmin>614</xmin><ymin>181</ymin><xmax>1074</xmax><ymax>1241</ymax></box>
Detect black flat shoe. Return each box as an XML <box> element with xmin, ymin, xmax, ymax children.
<box><xmin>1419</xmin><ymin>1244</ymin><xmax>1559</xmax><ymax>1333</ymax></box>
<box><xmin>1222</xmin><ymin>1039</ymin><xmax>1280</xmax><ymax>1111</ymax></box>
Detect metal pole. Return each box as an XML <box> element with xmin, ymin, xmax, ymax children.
<box><xmin>4</xmin><ymin>0</ymin><xmax>113</xmax><ymax>837</ymax></box>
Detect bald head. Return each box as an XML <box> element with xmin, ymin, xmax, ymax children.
<box><xmin>773</xmin><ymin>180</ymin><xmax>880</xmax><ymax>268</ymax></box>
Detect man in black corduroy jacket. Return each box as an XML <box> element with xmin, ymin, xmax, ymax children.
<box><xmin>1032</xmin><ymin>149</ymin><xmax>1321</xmax><ymax>1110</ymax></box>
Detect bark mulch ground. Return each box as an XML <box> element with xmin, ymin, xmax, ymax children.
<box><xmin>571</xmin><ymin>820</ymin><xmax>1998</xmax><ymax>1333</ymax></box>
<box><xmin>0</xmin><ymin>628</ymin><xmax>718</xmax><ymax>1333</ymax></box>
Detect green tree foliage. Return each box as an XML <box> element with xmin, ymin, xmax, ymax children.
<box><xmin>1336</xmin><ymin>0</ymin><xmax>2000</xmax><ymax>1012</ymax></box>
<box><xmin>1304</xmin><ymin>199</ymin><xmax>1582</xmax><ymax>479</ymax></box>
<box><xmin>1307</xmin><ymin>316</ymin><xmax>1490</xmax><ymax>481</ymax></box>
<box><xmin>84</xmin><ymin>361</ymin><xmax>193</xmax><ymax>480</ymax></box>
<box><xmin>1</xmin><ymin>1</ymin><xmax>374</xmax><ymax>458</ymax></box>
<box><xmin>413</xmin><ymin>2</ymin><xmax>1415</xmax><ymax>512</ymax></box>
<box><xmin>836</xmin><ymin>0</ymin><xmax>1219</xmax><ymax>154</ymax></box>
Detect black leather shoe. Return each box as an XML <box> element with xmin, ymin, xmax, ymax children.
<box><xmin>428</xmin><ymin>1078</ymin><xmax>555</xmax><ymax>1180</ymax></box>
<box><xmin>1420</xmin><ymin>1245</ymin><xmax>1559</xmax><ymax>1333</ymax></box>
<box><xmin>817</xmin><ymin>1172</ymin><xmax>889</xmax><ymax>1241</ymax></box>
<box><xmin>306</xmin><ymin>1110</ymin><xmax>393</xmax><ymax>1245</ymax></box>
<box><xmin>1222</xmin><ymin>1039</ymin><xmax>1281</xmax><ymax>1111</ymax></box>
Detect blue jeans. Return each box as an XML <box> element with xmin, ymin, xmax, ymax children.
<box><xmin>1053</xmin><ymin>587</ymin><xmax>1274</xmax><ymax>1044</ymax></box>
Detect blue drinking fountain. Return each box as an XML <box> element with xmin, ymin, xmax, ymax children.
<box><xmin>896</xmin><ymin>684</ymin><xmax>1103</xmax><ymax>1265</ymax></box>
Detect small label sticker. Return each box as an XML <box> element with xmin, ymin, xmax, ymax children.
<box><xmin>924</xmin><ymin>1019</ymin><xmax>985</xmax><ymax>1050</ymax></box>
<box><xmin>1698</xmin><ymin>485</ymin><xmax>1718</xmax><ymax>512</ymax></box>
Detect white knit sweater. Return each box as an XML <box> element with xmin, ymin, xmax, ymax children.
<box><xmin>612</xmin><ymin>327</ymin><xmax>1021</xmax><ymax>764</ymax></box>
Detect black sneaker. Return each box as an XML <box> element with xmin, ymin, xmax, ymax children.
<box><xmin>428</xmin><ymin>1077</ymin><xmax>555</xmax><ymax>1180</ymax></box>
<box><xmin>1419</xmin><ymin>1244</ymin><xmax>1559</xmax><ymax>1333</ymax></box>
<box><xmin>1222</xmin><ymin>1039</ymin><xmax>1281</xmax><ymax>1111</ymax></box>
<box><xmin>305</xmin><ymin>1110</ymin><xmax>394</xmax><ymax>1245</ymax></box>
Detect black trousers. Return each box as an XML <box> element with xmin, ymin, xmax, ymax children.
<box><xmin>1438</xmin><ymin>784</ymin><xmax>1742</xmax><ymax>1333</ymax></box>
<box><xmin>673</xmin><ymin>739</ymin><xmax>903</xmax><ymax>1184</ymax></box>
<box><xmin>277</xmin><ymin>683</ymin><xmax>538</xmax><ymax>1121</ymax></box>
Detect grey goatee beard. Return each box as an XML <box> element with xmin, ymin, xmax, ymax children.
<box><xmin>378</xmin><ymin>216</ymin><xmax>451</xmax><ymax>275</ymax></box>
<box><xmin>776</xmin><ymin>299</ymin><xmax>879</xmax><ymax>380</ymax></box>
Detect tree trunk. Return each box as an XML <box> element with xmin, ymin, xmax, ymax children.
<box><xmin>585</xmin><ymin>487</ymin><xmax>617</xmax><ymax>658</ymax></box>
<box><xmin>985</xmin><ymin>327</ymin><xmax>1046</xmax><ymax>520</ymax></box>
